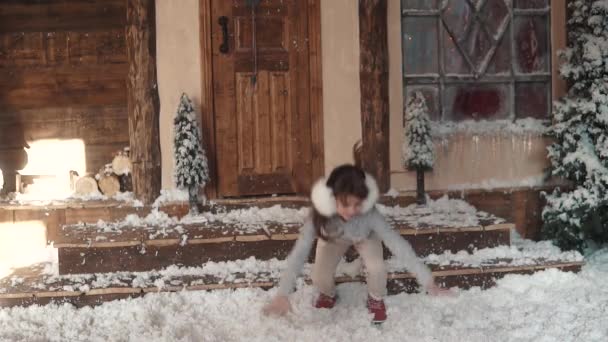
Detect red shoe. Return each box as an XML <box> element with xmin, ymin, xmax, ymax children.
<box><xmin>314</xmin><ymin>293</ymin><xmax>337</xmax><ymax>309</ymax></box>
<box><xmin>367</xmin><ymin>296</ymin><xmax>387</xmax><ymax>324</ymax></box>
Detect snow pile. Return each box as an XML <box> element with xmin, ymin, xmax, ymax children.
<box><xmin>9</xmin><ymin>191</ymin><xmax>143</xmax><ymax>207</ymax></box>
<box><xmin>431</xmin><ymin>118</ymin><xmax>549</xmax><ymax>137</ymax></box>
<box><xmin>2</xmin><ymin>235</ymin><xmax>582</xmax><ymax>295</ymax></box>
<box><xmin>445</xmin><ymin>175</ymin><xmax>547</xmax><ymax>191</ymax></box>
<box><xmin>200</xmin><ymin>205</ymin><xmax>309</xmax><ymax>229</ymax></box>
<box><xmin>66</xmin><ymin>204</ymin><xmax>309</xmax><ymax>237</ymax></box>
<box><xmin>378</xmin><ymin>195</ymin><xmax>504</xmax><ymax>228</ymax></box>
<box><xmin>72</xmin><ymin>210</ymin><xmax>179</xmax><ymax>234</ymax></box>
<box><xmin>0</xmin><ymin>248</ymin><xmax>604</xmax><ymax>342</ymax></box>
<box><xmin>422</xmin><ymin>239</ymin><xmax>583</xmax><ymax>268</ymax></box>
<box><xmin>152</xmin><ymin>189</ymin><xmax>190</xmax><ymax>207</ymax></box>
<box><xmin>63</xmin><ymin>197</ymin><xmax>502</xmax><ymax>239</ymax></box>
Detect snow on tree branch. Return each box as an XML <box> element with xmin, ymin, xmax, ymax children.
<box><xmin>173</xmin><ymin>93</ymin><xmax>210</xmax><ymax>210</ymax></box>
<box><xmin>543</xmin><ymin>0</ymin><xmax>608</xmax><ymax>251</ymax></box>
<box><xmin>403</xmin><ymin>91</ymin><xmax>434</xmax><ymax>171</ymax></box>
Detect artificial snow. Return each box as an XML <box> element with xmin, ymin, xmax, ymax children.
<box><xmin>378</xmin><ymin>196</ymin><xmax>504</xmax><ymax>228</ymax></box>
<box><xmin>0</xmin><ymin>247</ymin><xmax>603</xmax><ymax>341</ymax></box>
<box><xmin>1</xmin><ymin>234</ymin><xmax>582</xmax><ymax>296</ymax></box>
<box><xmin>63</xmin><ymin>197</ymin><xmax>504</xmax><ymax>239</ymax></box>
<box><xmin>431</xmin><ymin>118</ymin><xmax>549</xmax><ymax>137</ymax></box>
<box><xmin>403</xmin><ymin>91</ymin><xmax>434</xmax><ymax>170</ymax></box>
<box><xmin>152</xmin><ymin>189</ymin><xmax>190</xmax><ymax>207</ymax></box>
<box><xmin>444</xmin><ymin>175</ymin><xmax>547</xmax><ymax>191</ymax></box>
<box><xmin>5</xmin><ymin>191</ymin><xmax>143</xmax><ymax>207</ymax></box>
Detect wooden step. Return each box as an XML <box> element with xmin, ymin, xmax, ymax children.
<box><xmin>0</xmin><ymin>259</ymin><xmax>583</xmax><ymax>308</ymax></box>
<box><xmin>54</xmin><ymin>220</ymin><xmax>512</xmax><ymax>275</ymax></box>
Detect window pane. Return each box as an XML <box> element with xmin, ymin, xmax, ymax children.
<box><xmin>486</xmin><ymin>24</ymin><xmax>511</xmax><ymax>75</ymax></box>
<box><xmin>403</xmin><ymin>17</ymin><xmax>438</xmax><ymax>74</ymax></box>
<box><xmin>442</xmin><ymin>1</ymin><xmax>492</xmax><ymax>73</ymax></box>
<box><xmin>405</xmin><ymin>85</ymin><xmax>440</xmax><ymax>121</ymax></box>
<box><xmin>442</xmin><ymin>0</ymin><xmax>474</xmax><ymax>42</ymax></box>
<box><xmin>514</xmin><ymin>15</ymin><xmax>549</xmax><ymax>74</ymax></box>
<box><xmin>444</xmin><ymin>27</ymin><xmax>471</xmax><ymax>74</ymax></box>
<box><xmin>515</xmin><ymin>82</ymin><xmax>549</xmax><ymax>119</ymax></box>
<box><xmin>465</xmin><ymin>25</ymin><xmax>493</xmax><ymax>71</ymax></box>
<box><xmin>515</xmin><ymin>0</ymin><xmax>548</xmax><ymax>9</ymax></box>
<box><xmin>444</xmin><ymin>83</ymin><xmax>511</xmax><ymax>121</ymax></box>
<box><xmin>402</xmin><ymin>0</ymin><xmax>439</xmax><ymax>10</ymax></box>
<box><xmin>480</xmin><ymin>0</ymin><xmax>509</xmax><ymax>39</ymax></box>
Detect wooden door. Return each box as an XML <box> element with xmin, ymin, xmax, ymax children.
<box><xmin>211</xmin><ymin>0</ymin><xmax>314</xmax><ymax>197</ymax></box>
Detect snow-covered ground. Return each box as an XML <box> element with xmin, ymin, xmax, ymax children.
<box><xmin>0</xmin><ymin>247</ymin><xmax>605</xmax><ymax>342</ymax></box>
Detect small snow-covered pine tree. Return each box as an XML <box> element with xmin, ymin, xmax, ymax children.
<box><xmin>543</xmin><ymin>0</ymin><xmax>608</xmax><ymax>251</ymax></box>
<box><xmin>403</xmin><ymin>91</ymin><xmax>434</xmax><ymax>205</ymax></box>
<box><xmin>174</xmin><ymin>93</ymin><xmax>209</xmax><ymax>213</ymax></box>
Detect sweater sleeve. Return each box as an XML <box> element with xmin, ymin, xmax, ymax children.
<box><xmin>276</xmin><ymin>219</ymin><xmax>316</xmax><ymax>296</ymax></box>
<box><xmin>371</xmin><ymin>213</ymin><xmax>434</xmax><ymax>289</ymax></box>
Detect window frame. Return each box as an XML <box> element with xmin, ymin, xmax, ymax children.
<box><xmin>401</xmin><ymin>0</ymin><xmax>553</xmax><ymax>121</ymax></box>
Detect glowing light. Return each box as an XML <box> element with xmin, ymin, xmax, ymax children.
<box><xmin>17</xmin><ymin>139</ymin><xmax>86</xmax><ymax>200</ymax></box>
<box><xmin>0</xmin><ymin>220</ymin><xmax>56</xmax><ymax>279</ymax></box>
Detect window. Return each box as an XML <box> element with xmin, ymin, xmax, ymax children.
<box><xmin>401</xmin><ymin>0</ymin><xmax>551</xmax><ymax>121</ymax></box>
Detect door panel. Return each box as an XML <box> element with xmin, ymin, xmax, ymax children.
<box><xmin>211</xmin><ymin>0</ymin><xmax>312</xmax><ymax>197</ymax></box>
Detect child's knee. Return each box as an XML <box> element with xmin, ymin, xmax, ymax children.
<box><xmin>365</xmin><ymin>259</ymin><xmax>387</xmax><ymax>277</ymax></box>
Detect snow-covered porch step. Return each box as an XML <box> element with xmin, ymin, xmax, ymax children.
<box><xmin>0</xmin><ymin>239</ymin><xmax>584</xmax><ymax>308</ymax></box>
<box><xmin>52</xmin><ymin>199</ymin><xmax>511</xmax><ymax>275</ymax></box>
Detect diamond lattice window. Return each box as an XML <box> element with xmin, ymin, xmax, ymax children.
<box><xmin>401</xmin><ymin>0</ymin><xmax>551</xmax><ymax>121</ymax></box>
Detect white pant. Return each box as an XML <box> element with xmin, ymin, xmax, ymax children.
<box><xmin>311</xmin><ymin>237</ymin><xmax>387</xmax><ymax>299</ymax></box>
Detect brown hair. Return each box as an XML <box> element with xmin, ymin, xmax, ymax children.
<box><xmin>313</xmin><ymin>164</ymin><xmax>368</xmax><ymax>240</ymax></box>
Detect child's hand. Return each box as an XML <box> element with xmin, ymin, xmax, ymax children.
<box><xmin>262</xmin><ymin>295</ymin><xmax>291</xmax><ymax>317</ymax></box>
<box><xmin>426</xmin><ymin>282</ymin><xmax>457</xmax><ymax>297</ymax></box>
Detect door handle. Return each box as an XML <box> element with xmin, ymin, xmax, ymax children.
<box><xmin>219</xmin><ymin>16</ymin><xmax>229</xmax><ymax>54</ymax></box>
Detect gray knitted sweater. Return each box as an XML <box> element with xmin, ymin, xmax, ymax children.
<box><xmin>276</xmin><ymin>208</ymin><xmax>434</xmax><ymax>296</ymax></box>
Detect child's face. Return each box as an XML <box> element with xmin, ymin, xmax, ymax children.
<box><xmin>336</xmin><ymin>194</ymin><xmax>363</xmax><ymax>221</ymax></box>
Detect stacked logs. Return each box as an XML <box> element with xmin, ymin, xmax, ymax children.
<box><xmin>73</xmin><ymin>148</ymin><xmax>133</xmax><ymax>197</ymax></box>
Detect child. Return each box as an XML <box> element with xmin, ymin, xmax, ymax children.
<box><xmin>262</xmin><ymin>164</ymin><xmax>449</xmax><ymax>323</ymax></box>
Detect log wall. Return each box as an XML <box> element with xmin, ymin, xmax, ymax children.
<box><xmin>0</xmin><ymin>0</ymin><xmax>128</xmax><ymax>192</ymax></box>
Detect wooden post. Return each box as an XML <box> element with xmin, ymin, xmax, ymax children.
<box><xmin>359</xmin><ymin>0</ymin><xmax>389</xmax><ymax>192</ymax></box>
<box><xmin>416</xmin><ymin>169</ymin><xmax>426</xmax><ymax>205</ymax></box>
<box><xmin>126</xmin><ymin>0</ymin><xmax>161</xmax><ymax>204</ymax></box>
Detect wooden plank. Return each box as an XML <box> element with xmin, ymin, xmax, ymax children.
<box><xmin>199</xmin><ymin>0</ymin><xmax>218</xmax><ymax>199</ymax></box>
<box><xmin>0</xmin><ymin>106</ymin><xmax>128</xmax><ymax>148</ymax></box>
<box><xmin>484</xmin><ymin>223</ymin><xmax>515</xmax><ymax>231</ymax></box>
<box><xmin>359</xmin><ymin>0</ymin><xmax>389</xmax><ymax>192</ymax></box>
<box><xmin>291</xmin><ymin>0</ymin><xmax>313</xmax><ymax>194</ymax></box>
<box><xmin>46</xmin><ymin>209</ymin><xmax>66</xmax><ymax>244</ymax></box>
<box><xmin>0</xmin><ymin>65</ymin><xmax>127</xmax><ymax>92</ymax></box>
<box><xmin>64</xmin><ymin>207</ymin><xmax>113</xmax><ymax>225</ymax></box>
<box><xmin>0</xmin><ymin>262</ymin><xmax>583</xmax><ymax>307</ymax></box>
<box><xmin>269</xmin><ymin>72</ymin><xmax>290</xmax><ymax>171</ymax></box>
<box><xmin>57</xmin><ymin>240</ymin><xmax>297</xmax><ymax>274</ymax></box>
<box><xmin>0</xmin><ymin>65</ymin><xmax>127</xmax><ymax>109</ymax></box>
<box><xmin>236</xmin><ymin>72</ymin><xmax>256</xmax><ymax>171</ymax></box>
<box><xmin>0</xmin><ymin>0</ymin><xmax>126</xmax><ymax>33</ymax></box>
<box><xmin>85</xmin><ymin>142</ymin><xmax>130</xmax><ymax>174</ymax></box>
<box><xmin>0</xmin><ymin>29</ymin><xmax>126</xmax><ymax>68</ymax></box>
<box><xmin>307</xmin><ymin>0</ymin><xmax>324</xmax><ymax>180</ymax></box>
<box><xmin>126</xmin><ymin>0</ymin><xmax>161</xmax><ymax>204</ymax></box>
<box><xmin>55</xmin><ymin>226</ymin><xmax>510</xmax><ymax>274</ymax></box>
<box><xmin>212</xmin><ymin>0</ymin><xmax>239</xmax><ymax>196</ymax></box>
<box><xmin>237</xmin><ymin>172</ymin><xmax>295</xmax><ymax>195</ymax></box>
<box><xmin>398</xmin><ymin>226</ymin><xmax>484</xmax><ymax>234</ymax></box>
<box><xmin>0</xmin><ymin>209</ymin><xmax>13</xmax><ymax>224</ymax></box>
<box><xmin>255</xmin><ymin>71</ymin><xmax>272</xmax><ymax>173</ymax></box>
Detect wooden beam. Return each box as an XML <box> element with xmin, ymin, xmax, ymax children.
<box><xmin>126</xmin><ymin>0</ymin><xmax>161</xmax><ymax>204</ymax></box>
<box><xmin>359</xmin><ymin>0</ymin><xmax>390</xmax><ymax>192</ymax></box>
<box><xmin>199</xmin><ymin>0</ymin><xmax>218</xmax><ymax>199</ymax></box>
<box><xmin>308</xmin><ymin>0</ymin><xmax>325</xmax><ymax>181</ymax></box>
